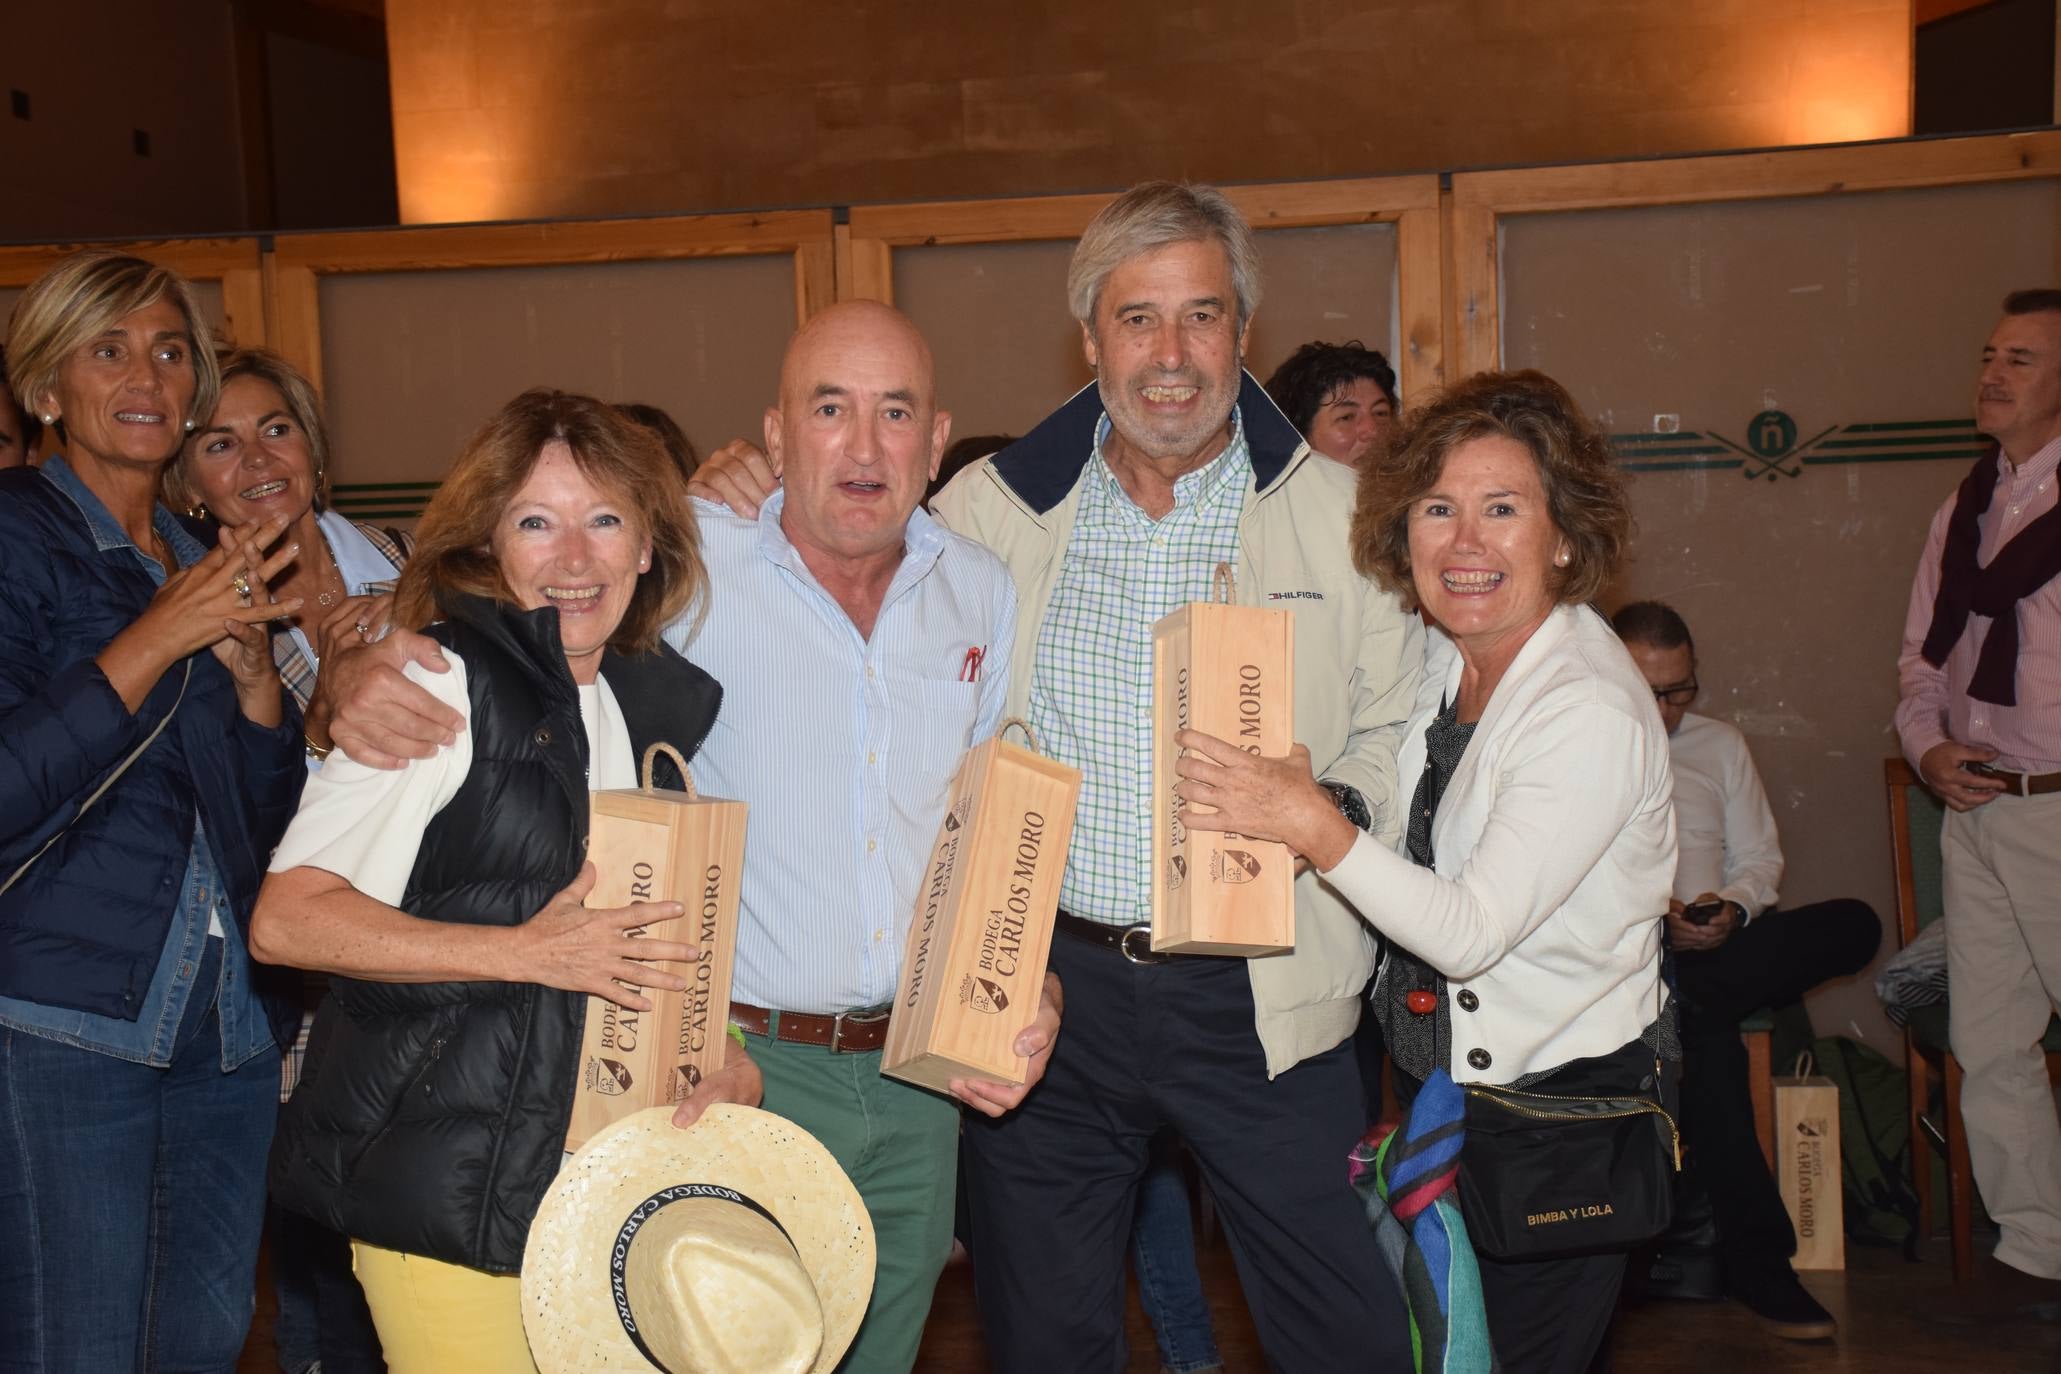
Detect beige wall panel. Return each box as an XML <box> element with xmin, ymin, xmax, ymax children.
<box><xmin>891</xmin><ymin>225</ymin><xmax>1398</xmax><ymax>447</ymax></box>
<box><xmin>1501</xmin><ymin>179</ymin><xmax>2058</xmax><ymax>1045</ymax></box>
<box><xmin>1246</xmin><ymin>225</ymin><xmax>1400</xmax><ymax>397</ymax></box>
<box><xmin>890</xmin><ymin>241</ymin><xmax>1082</xmax><ymax>446</ymax></box>
<box><xmin>316</xmin><ymin>257</ymin><xmax>796</xmax><ymax>512</ymax></box>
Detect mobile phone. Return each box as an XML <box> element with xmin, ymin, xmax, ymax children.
<box><xmin>1966</xmin><ymin>761</ymin><xmax>2004</xmax><ymax>779</ymax></box>
<box><xmin>1683</xmin><ymin>898</ymin><xmax>1727</xmax><ymax>926</ymax></box>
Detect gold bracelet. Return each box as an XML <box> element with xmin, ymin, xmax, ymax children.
<box><xmin>304</xmin><ymin>730</ymin><xmax>334</xmax><ymax>762</ymax></box>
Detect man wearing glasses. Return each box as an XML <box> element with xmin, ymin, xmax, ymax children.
<box><xmin>1613</xmin><ymin>601</ymin><xmax>1881</xmax><ymax>1342</ymax></box>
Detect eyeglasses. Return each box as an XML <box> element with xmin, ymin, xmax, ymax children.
<box><xmin>1653</xmin><ymin>681</ymin><xmax>1698</xmax><ymax>707</ymax></box>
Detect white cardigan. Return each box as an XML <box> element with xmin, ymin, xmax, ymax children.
<box><xmin>1324</xmin><ymin>603</ymin><xmax>1677</xmax><ymax>1084</ymax></box>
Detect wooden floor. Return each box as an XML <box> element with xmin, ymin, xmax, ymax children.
<box><xmin>905</xmin><ymin>1240</ymin><xmax>2059</xmax><ymax>1374</ymax></box>
<box><xmin>241</xmin><ymin>1232</ymin><xmax>2058</xmax><ymax>1372</ymax></box>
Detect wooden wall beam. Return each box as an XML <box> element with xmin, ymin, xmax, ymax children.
<box><xmin>1447</xmin><ymin>201</ymin><xmax>1502</xmax><ymax>379</ymax></box>
<box><xmin>219</xmin><ymin>268</ymin><xmax>269</xmax><ymax>350</ymax></box>
<box><xmin>0</xmin><ymin>239</ymin><xmax>263</xmax><ymax>288</ymax></box>
<box><xmin>848</xmin><ymin>176</ymin><xmax>1441</xmax><ymax>246</ymax></box>
<box><xmin>1394</xmin><ymin>204</ymin><xmax>1445</xmax><ymax>402</ymax></box>
<box><xmin>265</xmin><ymin>259</ymin><xmax>324</xmax><ymax>395</ymax></box>
<box><xmin>795</xmin><ymin>241</ymin><xmax>837</xmax><ymax>324</ymax></box>
<box><xmin>273</xmin><ymin>209</ymin><xmax>836</xmax><ymax>273</ymax></box>
<box><xmin>837</xmin><ymin>225</ymin><xmax>894</xmax><ymax>304</ymax></box>
<box><xmin>1450</xmin><ymin>129</ymin><xmax>2061</xmax><ymax>216</ymax></box>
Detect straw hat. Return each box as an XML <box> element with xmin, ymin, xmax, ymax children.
<box><xmin>522</xmin><ymin>1105</ymin><xmax>875</xmax><ymax>1374</ymax></box>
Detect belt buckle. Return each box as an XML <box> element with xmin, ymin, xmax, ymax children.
<box><xmin>1119</xmin><ymin>923</ymin><xmax>1164</xmax><ymax>965</ymax></box>
<box><xmin>830</xmin><ymin>1006</ymin><xmax>889</xmax><ymax>1051</ymax></box>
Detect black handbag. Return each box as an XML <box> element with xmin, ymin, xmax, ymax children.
<box><xmin>1457</xmin><ymin>1034</ymin><xmax>1681</xmax><ymax>1261</ymax></box>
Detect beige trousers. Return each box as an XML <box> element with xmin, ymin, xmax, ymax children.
<box><xmin>1943</xmin><ymin>789</ymin><xmax>2061</xmax><ymax>1279</ymax></box>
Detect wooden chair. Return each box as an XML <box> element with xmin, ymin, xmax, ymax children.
<box><xmin>1883</xmin><ymin>757</ymin><xmax>2061</xmax><ymax>1282</ymax></box>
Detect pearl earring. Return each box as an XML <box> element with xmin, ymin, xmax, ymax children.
<box><xmin>183</xmin><ymin>419</ymin><xmax>195</xmax><ymax>431</ymax></box>
<box><xmin>41</xmin><ymin>415</ymin><xmax>55</xmax><ymax>425</ymax></box>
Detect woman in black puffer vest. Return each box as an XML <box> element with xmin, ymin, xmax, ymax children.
<box><xmin>251</xmin><ymin>390</ymin><xmax>755</xmax><ymax>1373</ymax></box>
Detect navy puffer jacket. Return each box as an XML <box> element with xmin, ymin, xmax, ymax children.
<box><xmin>269</xmin><ymin>592</ymin><xmax>723</xmax><ymax>1273</ymax></box>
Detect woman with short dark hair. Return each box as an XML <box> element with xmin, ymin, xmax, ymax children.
<box><xmin>1176</xmin><ymin>369</ymin><xmax>1676</xmax><ymax>1373</ymax></box>
<box><xmin>0</xmin><ymin>251</ymin><xmax>306</xmax><ymax>1369</ymax></box>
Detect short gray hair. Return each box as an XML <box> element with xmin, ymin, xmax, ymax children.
<box><xmin>1067</xmin><ymin>181</ymin><xmax>1263</xmax><ymax>330</ymax></box>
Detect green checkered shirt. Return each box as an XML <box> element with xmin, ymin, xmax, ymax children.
<box><xmin>1028</xmin><ymin>411</ymin><xmax>1251</xmax><ymax>927</ymax></box>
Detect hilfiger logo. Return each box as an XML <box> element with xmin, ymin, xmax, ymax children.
<box><xmin>1266</xmin><ymin>590</ymin><xmax>1324</xmax><ymax>601</ymax></box>
<box><xmin>1527</xmin><ymin>1202</ymin><xmax>1616</xmax><ymax>1228</ymax></box>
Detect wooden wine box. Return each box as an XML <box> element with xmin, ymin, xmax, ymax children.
<box><xmin>1151</xmin><ymin>577</ymin><xmax>1296</xmax><ymax>956</ymax></box>
<box><xmin>1775</xmin><ymin>1066</ymin><xmax>1846</xmax><ymax>1270</ymax></box>
<box><xmin>566</xmin><ymin>746</ymin><xmax>748</xmax><ymax>1150</ymax></box>
<box><xmin>882</xmin><ymin>732</ymin><xmax>1080</xmax><ymax>1094</ymax></box>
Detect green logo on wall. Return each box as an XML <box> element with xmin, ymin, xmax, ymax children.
<box><xmin>1612</xmin><ymin>415</ymin><xmax>1986</xmax><ymax>481</ymax></box>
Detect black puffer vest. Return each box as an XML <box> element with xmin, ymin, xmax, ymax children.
<box><xmin>269</xmin><ymin>593</ymin><xmax>721</xmax><ymax>1273</ymax></box>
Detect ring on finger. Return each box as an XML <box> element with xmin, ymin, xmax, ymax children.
<box><xmin>231</xmin><ymin>571</ymin><xmax>253</xmax><ymax>602</ymax></box>
<box><xmin>354</xmin><ymin>618</ymin><xmax>372</xmax><ymax>641</ymax></box>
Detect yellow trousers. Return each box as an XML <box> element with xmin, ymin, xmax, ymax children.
<box><xmin>350</xmin><ymin>1241</ymin><xmax>538</xmax><ymax>1374</ymax></box>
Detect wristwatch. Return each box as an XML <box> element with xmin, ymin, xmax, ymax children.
<box><xmin>1320</xmin><ymin>781</ymin><xmax>1372</xmax><ymax>832</ymax></box>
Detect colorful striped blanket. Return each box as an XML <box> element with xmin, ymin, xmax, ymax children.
<box><xmin>1348</xmin><ymin>1069</ymin><xmax>1495</xmax><ymax>1372</ymax></box>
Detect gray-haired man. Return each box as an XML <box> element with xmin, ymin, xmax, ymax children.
<box><xmin>933</xmin><ymin>183</ymin><xmax>1420</xmax><ymax>1373</ymax></box>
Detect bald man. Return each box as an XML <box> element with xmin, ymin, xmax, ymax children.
<box><xmin>320</xmin><ymin>304</ymin><xmax>1056</xmax><ymax>1372</ymax></box>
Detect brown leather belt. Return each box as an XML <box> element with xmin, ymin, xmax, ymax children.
<box><xmin>1055</xmin><ymin>910</ymin><xmax>1178</xmax><ymax>964</ymax></box>
<box><xmin>1980</xmin><ymin>766</ymin><xmax>2061</xmax><ymax>797</ymax></box>
<box><xmin>730</xmin><ymin>1001</ymin><xmax>891</xmax><ymax>1053</ymax></box>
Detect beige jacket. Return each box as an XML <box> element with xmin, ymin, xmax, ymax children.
<box><xmin>931</xmin><ymin>375</ymin><xmax>1423</xmax><ymax>1076</ymax></box>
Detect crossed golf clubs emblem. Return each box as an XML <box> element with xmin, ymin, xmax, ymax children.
<box><xmin>1706</xmin><ymin>409</ymin><xmax>1836</xmax><ymax>480</ymax></box>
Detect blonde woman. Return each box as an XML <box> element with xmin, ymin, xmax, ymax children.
<box><xmin>0</xmin><ymin>252</ymin><xmax>305</xmax><ymax>1370</ymax></box>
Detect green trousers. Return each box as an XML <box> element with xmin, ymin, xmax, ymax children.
<box><xmin>746</xmin><ymin>1025</ymin><xmax>960</xmax><ymax>1374</ymax></box>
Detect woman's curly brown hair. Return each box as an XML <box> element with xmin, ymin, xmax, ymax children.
<box><xmin>394</xmin><ymin>388</ymin><xmax>705</xmax><ymax>654</ymax></box>
<box><xmin>1349</xmin><ymin>369</ymin><xmax>1630</xmax><ymax>609</ymax></box>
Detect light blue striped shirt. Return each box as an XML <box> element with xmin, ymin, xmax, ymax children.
<box><xmin>665</xmin><ymin>492</ymin><xmax>1017</xmax><ymax>1013</ymax></box>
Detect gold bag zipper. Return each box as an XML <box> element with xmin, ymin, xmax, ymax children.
<box><xmin>1464</xmin><ymin>1077</ymin><xmax>1682</xmax><ymax>1171</ymax></box>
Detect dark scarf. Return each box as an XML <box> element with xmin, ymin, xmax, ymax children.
<box><xmin>1920</xmin><ymin>443</ymin><xmax>2061</xmax><ymax>706</ymax></box>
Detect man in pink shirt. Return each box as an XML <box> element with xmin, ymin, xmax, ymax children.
<box><xmin>1896</xmin><ymin>288</ymin><xmax>2061</xmax><ymax>1313</ymax></box>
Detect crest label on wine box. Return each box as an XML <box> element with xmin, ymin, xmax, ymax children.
<box><xmin>1152</xmin><ymin>571</ymin><xmax>1296</xmax><ymax>956</ymax></box>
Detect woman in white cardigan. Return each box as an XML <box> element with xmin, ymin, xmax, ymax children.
<box><xmin>1177</xmin><ymin>370</ymin><xmax>1676</xmax><ymax>1374</ymax></box>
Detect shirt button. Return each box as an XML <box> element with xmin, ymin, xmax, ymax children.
<box><xmin>866</xmin><ymin>838</ymin><xmax>878</xmax><ymax>853</ymax></box>
<box><xmin>866</xmin><ymin>665</ymin><xmax>876</xmax><ymax>680</ymax></box>
<box><xmin>1467</xmin><ymin>1047</ymin><xmax>1492</xmax><ymax>1071</ymax></box>
<box><xmin>874</xmin><ymin>931</ymin><xmax>884</xmax><ymax>942</ymax></box>
<box><xmin>1457</xmin><ymin>989</ymin><xmax>1480</xmax><ymax>1012</ymax></box>
<box><xmin>868</xmin><ymin>751</ymin><xmax>877</xmax><ymax>766</ymax></box>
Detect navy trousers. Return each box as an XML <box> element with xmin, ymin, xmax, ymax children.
<box><xmin>961</xmin><ymin>931</ymin><xmax>1409</xmax><ymax>1373</ymax></box>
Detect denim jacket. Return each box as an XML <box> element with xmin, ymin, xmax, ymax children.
<box><xmin>0</xmin><ymin>457</ymin><xmax>301</xmax><ymax>1065</ymax></box>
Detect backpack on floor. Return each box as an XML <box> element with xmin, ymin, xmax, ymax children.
<box><xmin>1810</xmin><ymin>1035</ymin><xmax>1920</xmax><ymax>1257</ymax></box>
